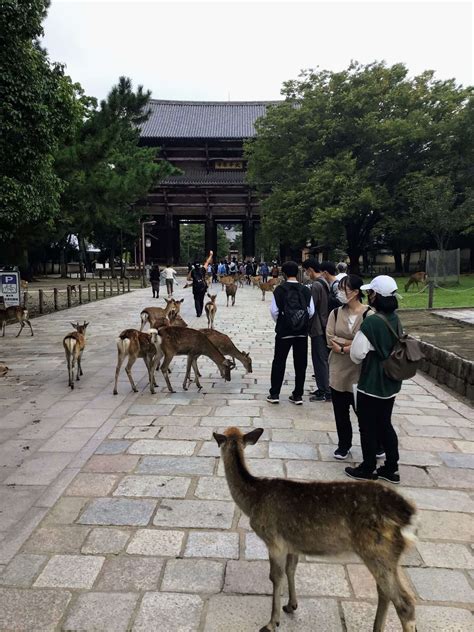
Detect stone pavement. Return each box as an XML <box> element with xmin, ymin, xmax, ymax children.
<box><xmin>0</xmin><ymin>281</ymin><xmax>472</xmax><ymax>631</ymax></box>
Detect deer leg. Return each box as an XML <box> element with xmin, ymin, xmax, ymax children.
<box><xmin>77</xmin><ymin>352</ymin><xmax>83</xmax><ymax>379</ymax></box>
<box><xmin>191</xmin><ymin>357</ymin><xmax>202</xmax><ymax>378</ymax></box>
<box><xmin>283</xmin><ymin>553</ymin><xmax>299</xmax><ymax>613</ymax></box>
<box><xmin>16</xmin><ymin>321</ymin><xmax>25</xmax><ymax>337</ymax></box>
<box><xmin>113</xmin><ymin>349</ymin><xmax>125</xmax><ymax>395</ymax></box>
<box><xmin>1</xmin><ymin>321</ymin><xmax>5</xmax><ymax>336</ymax></box>
<box><xmin>260</xmin><ymin>551</ymin><xmax>286</xmax><ymax>632</ymax></box>
<box><xmin>183</xmin><ymin>355</ymin><xmax>192</xmax><ymax>390</ymax></box>
<box><xmin>161</xmin><ymin>356</ymin><xmax>175</xmax><ymax>393</ymax></box>
<box><xmin>125</xmin><ymin>357</ymin><xmax>138</xmax><ymax>393</ymax></box>
<box><xmin>26</xmin><ymin>319</ymin><xmax>33</xmax><ymax>336</ymax></box>
<box><xmin>392</xmin><ymin>569</ymin><xmax>417</xmax><ymax>632</ymax></box>
<box><xmin>66</xmin><ymin>354</ymin><xmax>73</xmax><ymax>389</ymax></box>
<box><xmin>71</xmin><ymin>354</ymin><xmax>77</xmax><ymax>389</ymax></box>
<box><xmin>192</xmin><ymin>355</ymin><xmax>202</xmax><ymax>389</ymax></box>
<box><xmin>143</xmin><ymin>356</ymin><xmax>155</xmax><ymax>394</ymax></box>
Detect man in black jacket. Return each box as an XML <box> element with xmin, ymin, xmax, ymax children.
<box><xmin>267</xmin><ymin>261</ymin><xmax>314</xmax><ymax>405</ymax></box>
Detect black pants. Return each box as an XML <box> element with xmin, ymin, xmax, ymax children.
<box><xmin>165</xmin><ymin>279</ymin><xmax>173</xmax><ymax>295</ymax></box>
<box><xmin>311</xmin><ymin>335</ymin><xmax>330</xmax><ymax>393</ymax></box>
<box><xmin>193</xmin><ymin>289</ymin><xmax>206</xmax><ymax>316</ymax></box>
<box><xmin>357</xmin><ymin>391</ymin><xmax>398</xmax><ymax>473</ymax></box>
<box><xmin>151</xmin><ymin>281</ymin><xmax>160</xmax><ymax>298</ymax></box>
<box><xmin>331</xmin><ymin>388</ymin><xmax>354</xmax><ymax>451</ymax></box>
<box><xmin>270</xmin><ymin>336</ymin><xmax>308</xmax><ymax>399</ymax></box>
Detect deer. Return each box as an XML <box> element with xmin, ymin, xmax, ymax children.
<box><xmin>259</xmin><ymin>281</ymin><xmax>275</xmax><ymax>301</ymax></box>
<box><xmin>191</xmin><ymin>329</ymin><xmax>252</xmax><ymax>378</ymax></box>
<box><xmin>219</xmin><ymin>274</ymin><xmax>234</xmax><ymax>291</ymax></box>
<box><xmin>113</xmin><ymin>328</ymin><xmax>162</xmax><ymax>395</ymax></box>
<box><xmin>204</xmin><ymin>293</ymin><xmax>217</xmax><ymax>329</ymax></box>
<box><xmin>251</xmin><ymin>275</ymin><xmax>262</xmax><ymax>288</ymax></box>
<box><xmin>214</xmin><ymin>427</ymin><xmax>418</xmax><ymax>632</ymax></box>
<box><xmin>0</xmin><ymin>306</ymin><xmax>34</xmax><ymax>337</ymax></box>
<box><xmin>226</xmin><ymin>283</ymin><xmax>237</xmax><ymax>307</ymax></box>
<box><xmin>158</xmin><ymin>326</ymin><xmax>233</xmax><ymax>392</ymax></box>
<box><xmin>405</xmin><ymin>271</ymin><xmax>428</xmax><ymax>293</ymax></box>
<box><xmin>63</xmin><ymin>322</ymin><xmax>89</xmax><ymax>389</ymax></box>
<box><xmin>236</xmin><ymin>273</ymin><xmax>245</xmax><ymax>288</ymax></box>
<box><xmin>140</xmin><ymin>298</ymin><xmax>183</xmax><ymax>331</ymax></box>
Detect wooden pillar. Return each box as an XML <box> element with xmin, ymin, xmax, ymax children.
<box><xmin>205</xmin><ymin>216</ymin><xmax>217</xmax><ymax>257</ymax></box>
<box><xmin>243</xmin><ymin>219</ymin><xmax>255</xmax><ymax>259</ymax></box>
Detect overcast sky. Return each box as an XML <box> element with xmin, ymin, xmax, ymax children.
<box><xmin>42</xmin><ymin>0</ymin><xmax>473</xmax><ymax>102</ymax></box>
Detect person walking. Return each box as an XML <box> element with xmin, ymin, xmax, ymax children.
<box><xmin>326</xmin><ymin>274</ymin><xmax>373</xmax><ymax>459</ymax></box>
<box><xmin>162</xmin><ymin>263</ymin><xmax>177</xmax><ymax>297</ymax></box>
<box><xmin>321</xmin><ymin>261</ymin><xmax>342</xmax><ymax>312</ymax></box>
<box><xmin>150</xmin><ymin>264</ymin><xmax>161</xmax><ymax>298</ymax></box>
<box><xmin>267</xmin><ymin>261</ymin><xmax>314</xmax><ymax>405</ymax></box>
<box><xmin>302</xmin><ymin>259</ymin><xmax>331</xmax><ymax>402</ymax></box>
<box><xmin>345</xmin><ymin>275</ymin><xmax>403</xmax><ymax>484</ymax></box>
<box><xmin>187</xmin><ymin>251</ymin><xmax>213</xmax><ymax>317</ymax></box>
<box><xmin>271</xmin><ymin>263</ymin><xmax>279</xmax><ymax>280</ymax></box>
<box><xmin>245</xmin><ymin>261</ymin><xmax>253</xmax><ymax>285</ymax></box>
<box><xmin>259</xmin><ymin>261</ymin><xmax>269</xmax><ymax>282</ymax></box>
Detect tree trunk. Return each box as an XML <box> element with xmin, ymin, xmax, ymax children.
<box><xmin>78</xmin><ymin>236</ymin><xmax>87</xmax><ymax>282</ymax></box>
<box><xmin>393</xmin><ymin>247</ymin><xmax>403</xmax><ymax>273</ymax></box>
<box><xmin>403</xmin><ymin>250</ymin><xmax>411</xmax><ymax>274</ymax></box>
<box><xmin>362</xmin><ymin>250</ymin><xmax>370</xmax><ymax>273</ymax></box>
<box><xmin>110</xmin><ymin>247</ymin><xmax>116</xmax><ymax>279</ymax></box>
<box><xmin>347</xmin><ymin>248</ymin><xmax>361</xmax><ymax>274</ymax></box>
<box><xmin>60</xmin><ymin>246</ymin><xmax>68</xmax><ymax>278</ymax></box>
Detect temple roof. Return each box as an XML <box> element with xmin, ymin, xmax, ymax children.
<box><xmin>160</xmin><ymin>170</ymin><xmax>246</xmax><ymax>186</ymax></box>
<box><xmin>140</xmin><ymin>100</ymin><xmax>280</xmax><ymax>139</ymax></box>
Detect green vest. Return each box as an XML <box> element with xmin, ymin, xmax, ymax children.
<box><xmin>357</xmin><ymin>312</ymin><xmax>402</xmax><ymax>398</ymax></box>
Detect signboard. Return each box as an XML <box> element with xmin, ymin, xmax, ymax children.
<box><xmin>214</xmin><ymin>160</ymin><xmax>244</xmax><ymax>170</ymax></box>
<box><xmin>0</xmin><ymin>272</ymin><xmax>20</xmax><ymax>307</ymax></box>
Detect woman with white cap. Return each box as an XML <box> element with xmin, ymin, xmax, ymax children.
<box><xmin>345</xmin><ymin>275</ymin><xmax>403</xmax><ymax>484</ymax></box>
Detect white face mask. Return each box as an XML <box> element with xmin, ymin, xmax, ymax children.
<box><xmin>337</xmin><ymin>290</ymin><xmax>348</xmax><ymax>304</ymax></box>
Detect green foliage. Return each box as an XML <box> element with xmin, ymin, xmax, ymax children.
<box><xmin>246</xmin><ymin>61</ymin><xmax>473</xmax><ymax>269</ymax></box>
<box><xmin>180</xmin><ymin>224</ymin><xmax>204</xmax><ymax>263</ymax></box>
<box><xmin>216</xmin><ymin>225</ymin><xmax>230</xmax><ymax>259</ymax></box>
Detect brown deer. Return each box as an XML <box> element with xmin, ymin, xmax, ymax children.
<box><xmin>214</xmin><ymin>427</ymin><xmax>418</xmax><ymax>632</ymax></box>
<box><xmin>219</xmin><ymin>274</ymin><xmax>234</xmax><ymax>291</ymax></box>
<box><xmin>226</xmin><ymin>283</ymin><xmax>237</xmax><ymax>307</ymax></box>
<box><xmin>204</xmin><ymin>293</ymin><xmax>217</xmax><ymax>328</ymax></box>
<box><xmin>0</xmin><ymin>306</ymin><xmax>34</xmax><ymax>337</ymax></box>
<box><xmin>251</xmin><ymin>275</ymin><xmax>262</xmax><ymax>288</ymax></box>
<box><xmin>113</xmin><ymin>328</ymin><xmax>162</xmax><ymax>395</ymax></box>
<box><xmin>140</xmin><ymin>298</ymin><xmax>183</xmax><ymax>331</ymax></box>
<box><xmin>236</xmin><ymin>273</ymin><xmax>245</xmax><ymax>288</ymax></box>
<box><xmin>168</xmin><ymin>312</ymin><xmax>188</xmax><ymax>327</ymax></box>
<box><xmin>259</xmin><ymin>281</ymin><xmax>275</xmax><ymax>301</ymax></box>
<box><xmin>192</xmin><ymin>329</ymin><xmax>252</xmax><ymax>377</ymax></box>
<box><xmin>158</xmin><ymin>326</ymin><xmax>233</xmax><ymax>392</ymax></box>
<box><xmin>63</xmin><ymin>322</ymin><xmax>89</xmax><ymax>389</ymax></box>
<box><xmin>405</xmin><ymin>272</ymin><xmax>427</xmax><ymax>293</ymax></box>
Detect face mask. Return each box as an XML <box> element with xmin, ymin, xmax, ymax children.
<box><xmin>337</xmin><ymin>290</ymin><xmax>348</xmax><ymax>304</ymax></box>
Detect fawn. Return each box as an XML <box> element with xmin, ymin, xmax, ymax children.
<box><xmin>0</xmin><ymin>306</ymin><xmax>34</xmax><ymax>337</ymax></box>
<box><xmin>214</xmin><ymin>427</ymin><xmax>418</xmax><ymax>632</ymax></box>
<box><xmin>226</xmin><ymin>283</ymin><xmax>237</xmax><ymax>307</ymax></box>
<box><xmin>140</xmin><ymin>298</ymin><xmax>183</xmax><ymax>331</ymax></box>
<box><xmin>113</xmin><ymin>328</ymin><xmax>162</xmax><ymax>395</ymax></box>
<box><xmin>63</xmin><ymin>322</ymin><xmax>88</xmax><ymax>389</ymax></box>
<box><xmin>204</xmin><ymin>293</ymin><xmax>217</xmax><ymax>328</ymax></box>
<box><xmin>259</xmin><ymin>281</ymin><xmax>275</xmax><ymax>301</ymax></box>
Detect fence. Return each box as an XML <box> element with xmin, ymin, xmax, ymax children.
<box><xmin>24</xmin><ymin>279</ymin><xmax>131</xmax><ymax>317</ymax></box>
<box><xmin>426</xmin><ymin>249</ymin><xmax>460</xmax><ymax>285</ymax></box>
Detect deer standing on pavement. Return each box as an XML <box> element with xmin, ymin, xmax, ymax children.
<box><xmin>405</xmin><ymin>272</ymin><xmax>427</xmax><ymax>293</ymax></box>
<box><xmin>158</xmin><ymin>326</ymin><xmax>233</xmax><ymax>392</ymax></box>
<box><xmin>140</xmin><ymin>298</ymin><xmax>183</xmax><ymax>331</ymax></box>
<box><xmin>204</xmin><ymin>293</ymin><xmax>217</xmax><ymax>328</ymax></box>
<box><xmin>63</xmin><ymin>322</ymin><xmax>88</xmax><ymax>389</ymax></box>
<box><xmin>219</xmin><ymin>275</ymin><xmax>234</xmax><ymax>291</ymax></box>
<box><xmin>226</xmin><ymin>283</ymin><xmax>237</xmax><ymax>307</ymax></box>
<box><xmin>191</xmin><ymin>329</ymin><xmax>252</xmax><ymax>378</ymax></box>
<box><xmin>214</xmin><ymin>427</ymin><xmax>418</xmax><ymax>632</ymax></box>
<box><xmin>0</xmin><ymin>306</ymin><xmax>34</xmax><ymax>337</ymax></box>
<box><xmin>113</xmin><ymin>328</ymin><xmax>162</xmax><ymax>395</ymax></box>
<box><xmin>259</xmin><ymin>281</ymin><xmax>275</xmax><ymax>302</ymax></box>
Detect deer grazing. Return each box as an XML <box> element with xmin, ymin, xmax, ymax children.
<box><xmin>191</xmin><ymin>329</ymin><xmax>252</xmax><ymax>378</ymax></box>
<box><xmin>405</xmin><ymin>272</ymin><xmax>428</xmax><ymax>293</ymax></box>
<box><xmin>259</xmin><ymin>281</ymin><xmax>275</xmax><ymax>301</ymax></box>
<box><xmin>226</xmin><ymin>283</ymin><xmax>237</xmax><ymax>307</ymax></box>
<box><xmin>63</xmin><ymin>322</ymin><xmax>89</xmax><ymax>389</ymax></box>
<box><xmin>158</xmin><ymin>326</ymin><xmax>233</xmax><ymax>392</ymax></box>
<box><xmin>0</xmin><ymin>306</ymin><xmax>34</xmax><ymax>337</ymax></box>
<box><xmin>113</xmin><ymin>328</ymin><xmax>162</xmax><ymax>395</ymax></box>
<box><xmin>140</xmin><ymin>298</ymin><xmax>183</xmax><ymax>331</ymax></box>
<box><xmin>214</xmin><ymin>427</ymin><xmax>418</xmax><ymax>632</ymax></box>
<box><xmin>204</xmin><ymin>293</ymin><xmax>217</xmax><ymax>328</ymax></box>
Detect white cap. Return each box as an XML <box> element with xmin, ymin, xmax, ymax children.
<box><xmin>360</xmin><ymin>275</ymin><xmax>398</xmax><ymax>297</ymax></box>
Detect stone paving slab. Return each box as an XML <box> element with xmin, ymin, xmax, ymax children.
<box><xmin>0</xmin><ymin>282</ymin><xmax>473</xmax><ymax>630</ymax></box>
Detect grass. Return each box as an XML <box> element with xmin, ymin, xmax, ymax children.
<box><xmin>395</xmin><ymin>274</ymin><xmax>474</xmax><ymax>310</ymax></box>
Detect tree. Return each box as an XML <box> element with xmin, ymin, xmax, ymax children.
<box><xmin>216</xmin><ymin>225</ymin><xmax>230</xmax><ymax>259</ymax></box>
<box><xmin>0</xmin><ymin>0</ymin><xmax>81</xmax><ymax>267</ymax></box>
<box><xmin>180</xmin><ymin>224</ymin><xmax>204</xmax><ymax>264</ymax></box>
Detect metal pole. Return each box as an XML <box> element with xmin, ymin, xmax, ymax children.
<box><xmin>141</xmin><ymin>221</ymin><xmax>146</xmax><ymax>288</ymax></box>
<box><xmin>54</xmin><ymin>288</ymin><xmax>58</xmax><ymax>311</ymax></box>
<box><xmin>39</xmin><ymin>289</ymin><xmax>44</xmax><ymax>314</ymax></box>
<box><xmin>428</xmin><ymin>280</ymin><xmax>434</xmax><ymax>309</ymax></box>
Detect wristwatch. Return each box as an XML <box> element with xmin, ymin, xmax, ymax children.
<box><xmin>340</xmin><ymin>345</ymin><xmax>345</xmax><ymax>354</ymax></box>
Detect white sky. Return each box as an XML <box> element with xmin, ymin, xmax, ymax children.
<box><xmin>42</xmin><ymin>0</ymin><xmax>473</xmax><ymax>102</ymax></box>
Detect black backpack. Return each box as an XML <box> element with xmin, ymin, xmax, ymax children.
<box><xmin>280</xmin><ymin>285</ymin><xmax>309</xmax><ymax>334</ymax></box>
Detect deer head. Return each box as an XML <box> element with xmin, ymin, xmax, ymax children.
<box><xmin>213</xmin><ymin>426</ymin><xmax>264</xmax><ymax>450</ymax></box>
<box><xmin>207</xmin><ymin>293</ymin><xmax>217</xmax><ymax>302</ymax></box>
<box><xmin>241</xmin><ymin>351</ymin><xmax>252</xmax><ymax>373</ymax></box>
<box><xmin>71</xmin><ymin>321</ymin><xmax>89</xmax><ymax>334</ymax></box>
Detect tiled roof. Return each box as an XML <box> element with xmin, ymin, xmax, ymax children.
<box><xmin>160</xmin><ymin>170</ymin><xmax>247</xmax><ymax>186</ymax></box>
<box><xmin>140</xmin><ymin>100</ymin><xmax>280</xmax><ymax>139</ymax></box>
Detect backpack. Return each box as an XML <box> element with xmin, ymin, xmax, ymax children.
<box><xmin>375</xmin><ymin>314</ymin><xmax>425</xmax><ymax>381</ymax></box>
<box><xmin>328</xmin><ymin>280</ymin><xmax>342</xmax><ymax>312</ymax></box>
<box><xmin>280</xmin><ymin>285</ymin><xmax>309</xmax><ymax>334</ymax></box>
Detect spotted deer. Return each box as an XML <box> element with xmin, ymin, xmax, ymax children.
<box><xmin>63</xmin><ymin>322</ymin><xmax>88</xmax><ymax>389</ymax></box>
<box><xmin>139</xmin><ymin>298</ymin><xmax>183</xmax><ymax>331</ymax></box>
<box><xmin>259</xmin><ymin>281</ymin><xmax>275</xmax><ymax>301</ymax></box>
<box><xmin>204</xmin><ymin>293</ymin><xmax>217</xmax><ymax>329</ymax></box>
<box><xmin>0</xmin><ymin>306</ymin><xmax>34</xmax><ymax>337</ymax></box>
<box><xmin>214</xmin><ymin>427</ymin><xmax>418</xmax><ymax>632</ymax></box>
<box><xmin>113</xmin><ymin>328</ymin><xmax>162</xmax><ymax>395</ymax></box>
<box><xmin>226</xmin><ymin>283</ymin><xmax>237</xmax><ymax>307</ymax></box>
<box><xmin>405</xmin><ymin>272</ymin><xmax>427</xmax><ymax>293</ymax></box>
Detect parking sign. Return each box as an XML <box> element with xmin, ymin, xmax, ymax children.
<box><xmin>0</xmin><ymin>272</ymin><xmax>20</xmax><ymax>307</ymax></box>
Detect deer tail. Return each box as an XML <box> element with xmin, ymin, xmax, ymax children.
<box><xmin>64</xmin><ymin>337</ymin><xmax>77</xmax><ymax>356</ymax></box>
<box><xmin>116</xmin><ymin>336</ymin><xmax>131</xmax><ymax>356</ymax></box>
<box><xmin>385</xmin><ymin>492</ymin><xmax>419</xmax><ymax>547</ymax></box>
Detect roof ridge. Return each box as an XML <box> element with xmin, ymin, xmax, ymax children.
<box><xmin>149</xmin><ymin>99</ymin><xmax>282</xmax><ymax>106</ymax></box>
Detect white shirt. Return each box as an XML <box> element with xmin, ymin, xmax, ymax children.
<box><xmin>350</xmin><ymin>330</ymin><xmax>375</xmax><ymax>364</ymax></box>
<box><xmin>162</xmin><ymin>267</ymin><xmax>177</xmax><ymax>280</ymax></box>
<box><xmin>335</xmin><ymin>272</ymin><xmax>348</xmax><ymax>281</ymax></box>
<box><xmin>270</xmin><ymin>280</ymin><xmax>315</xmax><ymax>322</ymax></box>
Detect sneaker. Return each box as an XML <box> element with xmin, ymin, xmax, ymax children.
<box><xmin>345</xmin><ymin>465</ymin><xmax>378</xmax><ymax>481</ymax></box>
<box><xmin>309</xmin><ymin>391</ymin><xmax>326</xmax><ymax>402</ymax></box>
<box><xmin>324</xmin><ymin>391</ymin><xmax>332</xmax><ymax>402</ymax></box>
<box><xmin>376</xmin><ymin>451</ymin><xmax>386</xmax><ymax>459</ymax></box>
<box><xmin>334</xmin><ymin>448</ymin><xmax>351</xmax><ymax>460</ymax></box>
<box><xmin>376</xmin><ymin>466</ymin><xmax>400</xmax><ymax>484</ymax></box>
<box><xmin>309</xmin><ymin>388</ymin><xmax>322</xmax><ymax>396</ymax></box>
<box><xmin>289</xmin><ymin>395</ymin><xmax>303</xmax><ymax>405</ymax></box>
<box><xmin>266</xmin><ymin>395</ymin><xmax>279</xmax><ymax>404</ymax></box>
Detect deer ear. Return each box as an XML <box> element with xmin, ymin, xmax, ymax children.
<box><xmin>178</xmin><ymin>299</ymin><xmax>184</xmax><ymax>303</ymax></box>
<box><xmin>243</xmin><ymin>428</ymin><xmax>264</xmax><ymax>446</ymax></box>
<box><xmin>70</xmin><ymin>322</ymin><xmax>77</xmax><ymax>329</ymax></box>
<box><xmin>213</xmin><ymin>432</ymin><xmax>227</xmax><ymax>447</ymax></box>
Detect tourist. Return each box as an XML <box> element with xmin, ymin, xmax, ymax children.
<box><xmin>212</xmin><ymin>262</ymin><xmax>219</xmax><ymax>283</ymax></box>
<box><xmin>321</xmin><ymin>261</ymin><xmax>342</xmax><ymax>311</ymax></box>
<box><xmin>267</xmin><ymin>261</ymin><xmax>314</xmax><ymax>405</ymax></box>
<box><xmin>271</xmin><ymin>263</ymin><xmax>279</xmax><ymax>279</ymax></box>
<box><xmin>259</xmin><ymin>261</ymin><xmax>269</xmax><ymax>282</ymax></box>
<box><xmin>335</xmin><ymin>262</ymin><xmax>348</xmax><ymax>281</ymax></box>
<box><xmin>149</xmin><ymin>263</ymin><xmax>161</xmax><ymax>298</ymax></box>
<box><xmin>188</xmin><ymin>251</ymin><xmax>213</xmax><ymax>317</ymax></box>
<box><xmin>326</xmin><ymin>274</ymin><xmax>373</xmax><ymax>459</ymax></box>
<box><xmin>245</xmin><ymin>260</ymin><xmax>253</xmax><ymax>285</ymax></box>
<box><xmin>162</xmin><ymin>263</ymin><xmax>177</xmax><ymax>297</ymax></box>
<box><xmin>345</xmin><ymin>275</ymin><xmax>403</xmax><ymax>484</ymax></box>
<box><xmin>302</xmin><ymin>259</ymin><xmax>331</xmax><ymax>402</ymax></box>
